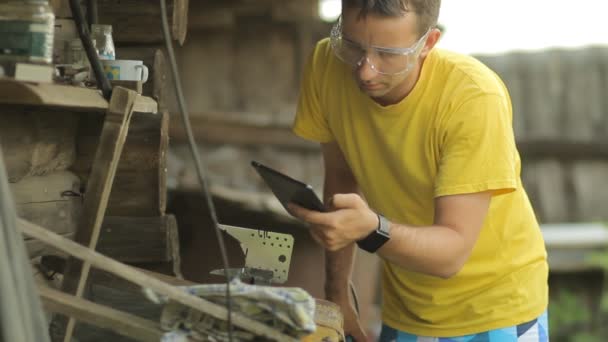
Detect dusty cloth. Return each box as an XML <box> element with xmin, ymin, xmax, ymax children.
<box><xmin>144</xmin><ymin>279</ymin><xmax>316</xmax><ymax>341</ymax></box>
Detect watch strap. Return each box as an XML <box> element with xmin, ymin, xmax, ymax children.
<box><xmin>356</xmin><ymin>214</ymin><xmax>390</xmax><ymax>253</ymax></box>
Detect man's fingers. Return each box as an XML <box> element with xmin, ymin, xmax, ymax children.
<box><xmin>288</xmin><ymin>203</ymin><xmax>331</xmax><ymax>225</ymax></box>
<box><xmin>330</xmin><ymin>193</ymin><xmax>362</xmax><ymax>210</ymax></box>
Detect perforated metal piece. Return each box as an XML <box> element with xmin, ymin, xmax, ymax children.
<box><xmin>218</xmin><ymin>224</ymin><xmax>294</xmax><ymax>284</ymax></box>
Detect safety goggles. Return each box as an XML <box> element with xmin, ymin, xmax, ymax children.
<box><xmin>330</xmin><ymin>16</ymin><xmax>431</xmax><ymax>75</ymax></box>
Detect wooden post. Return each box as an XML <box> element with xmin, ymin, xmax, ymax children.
<box><xmin>54</xmin><ymin>87</ymin><xmax>137</xmax><ymax>342</ymax></box>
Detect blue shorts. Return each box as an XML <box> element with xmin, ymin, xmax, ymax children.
<box><xmin>379</xmin><ymin>310</ymin><xmax>549</xmax><ymax>342</ymax></box>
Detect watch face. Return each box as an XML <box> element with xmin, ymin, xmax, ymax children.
<box><xmin>378</xmin><ymin>215</ymin><xmax>391</xmax><ymax>236</ymax></box>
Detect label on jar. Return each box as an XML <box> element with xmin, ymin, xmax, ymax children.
<box><xmin>0</xmin><ymin>20</ymin><xmax>53</xmax><ymax>63</ymax></box>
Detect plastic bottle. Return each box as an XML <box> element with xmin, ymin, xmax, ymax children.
<box><xmin>90</xmin><ymin>24</ymin><xmax>115</xmax><ymax>60</ymax></box>
<box><xmin>0</xmin><ymin>0</ymin><xmax>55</xmax><ymax>64</ymax></box>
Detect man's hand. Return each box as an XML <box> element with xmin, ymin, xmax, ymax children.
<box><xmin>288</xmin><ymin>193</ymin><xmax>378</xmax><ymax>251</ymax></box>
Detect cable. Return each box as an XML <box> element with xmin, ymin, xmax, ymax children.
<box><xmin>69</xmin><ymin>0</ymin><xmax>112</xmax><ymax>100</ymax></box>
<box><xmin>87</xmin><ymin>0</ymin><xmax>98</xmax><ymax>27</ymax></box>
<box><xmin>159</xmin><ymin>1</ymin><xmax>234</xmax><ymax>340</ymax></box>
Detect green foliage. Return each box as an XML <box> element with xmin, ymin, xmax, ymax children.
<box><xmin>549</xmin><ymin>290</ymin><xmax>591</xmax><ymax>340</ymax></box>
<box><xmin>549</xmin><ymin>249</ymin><xmax>608</xmax><ymax>341</ymax></box>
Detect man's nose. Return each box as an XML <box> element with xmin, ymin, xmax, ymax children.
<box><xmin>356</xmin><ymin>56</ymin><xmax>378</xmax><ymax>81</ymax></box>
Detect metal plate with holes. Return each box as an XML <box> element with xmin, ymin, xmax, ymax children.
<box><xmin>219</xmin><ymin>224</ymin><xmax>294</xmax><ymax>283</ymax></box>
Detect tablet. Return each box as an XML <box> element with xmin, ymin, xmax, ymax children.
<box><xmin>251</xmin><ymin>160</ymin><xmax>325</xmax><ymax>212</ymax></box>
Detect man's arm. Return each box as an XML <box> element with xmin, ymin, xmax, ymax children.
<box><xmin>320</xmin><ymin>141</ymin><xmax>358</xmax><ymax>301</ymax></box>
<box><xmin>377</xmin><ymin>192</ymin><xmax>491</xmax><ymax>278</ymax></box>
<box><xmin>316</xmin><ymin>142</ymin><xmax>368</xmax><ymax>342</ymax></box>
<box><xmin>290</xmin><ymin>183</ymin><xmax>492</xmax><ymax>279</ymax></box>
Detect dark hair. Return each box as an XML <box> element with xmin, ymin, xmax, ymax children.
<box><xmin>342</xmin><ymin>0</ymin><xmax>441</xmax><ymax>36</ymax></box>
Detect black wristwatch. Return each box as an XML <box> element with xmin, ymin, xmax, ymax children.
<box><xmin>356</xmin><ymin>214</ymin><xmax>391</xmax><ymax>253</ymax></box>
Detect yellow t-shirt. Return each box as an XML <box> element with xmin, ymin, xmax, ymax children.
<box><xmin>292</xmin><ymin>39</ymin><xmax>548</xmax><ymax>337</ymax></box>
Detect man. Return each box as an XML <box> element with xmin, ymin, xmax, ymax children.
<box><xmin>289</xmin><ymin>0</ymin><xmax>549</xmax><ymax>341</ymax></box>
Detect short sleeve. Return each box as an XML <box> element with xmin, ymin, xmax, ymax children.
<box><xmin>292</xmin><ymin>45</ymin><xmax>334</xmax><ymax>143</ymax></box>
<box><xmin>435</xmin><ymin>93</ymin><xmax>518</xmax><ymax>197</ymax></box>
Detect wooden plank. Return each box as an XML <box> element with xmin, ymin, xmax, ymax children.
<box><xmin>96</xmin><ymin>215</ymin><xmax>179</xmax><ymax>264</ymax></box>
<box><xmin>97</xmin><ymin>0</ymin><xmax>188</xmax><ymax>45</ymax></box>
<box><xmin>58</xmin><ymin>86</ymin><xmax>138</xmax><ymax>342</ymax></box>
<box><xmin>172</xmin><ymin>0</ymin><xmax>189</xmax><ymax>45</ymax></box>
<box><xmin>18</xmin><ymin>218</ymin><xmax>298</xmax><ymax>342</ymax></box>
<box><xmin>158</xmin><ymin>110</ymin><xmax>170</xmax><ymax>215</ymax></box>
<box><xmin>38</xmin><ymin>285</ymin><xmax>163</xmax><ymax>342</ymax></box>
<box><xmin>0</xmin><ymin>77</ymin><xmax>157</xmax><ymax>114</ymax></box>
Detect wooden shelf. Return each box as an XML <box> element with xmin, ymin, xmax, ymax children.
<box><xmin>0</xmin><ymin>78</ymin><xmax>157</xmax><ymax>114</ymax></box>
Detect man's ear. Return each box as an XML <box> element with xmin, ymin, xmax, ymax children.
<box><xmin>420</xmin><ymin>28</ymin><xmax>442</xmax><ymax>58</ymax></box>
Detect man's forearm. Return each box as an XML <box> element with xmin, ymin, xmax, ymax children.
<box><xmin>323</xmin><ymin>184</ymin><xmax>358</xmax><ymax>300</ymax></box>
<box><xmin>377</xmin><ymin>223</ymin><xmax>469</xmax><ymax>279</ymax></box>
<box><xmin>323</xmin><ymin>176</ymin><xmax>359</xmax><ymax>300</ymax></box>
<box><xmin>324</xmin><ymin>243</ymin><xmax>356</xmax><ymax>301</ymax></box>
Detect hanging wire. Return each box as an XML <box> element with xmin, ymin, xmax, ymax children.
<box><xmin>69</xmin><ymin>0</ymin><xmax>112</xmax><ymax>100</ymax></box>
<box><xmin>158</xmin><ymin>1</ymin><xmax>234</xmax><ymax>340</ymax></box>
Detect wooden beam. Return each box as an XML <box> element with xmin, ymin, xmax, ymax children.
<box><xmin>0</xmin><ymin>77</ymin><xmax>157</xmax><ymax>113</ymax></box>
<box><xmin>58</xmin><ymin>87</ymin><xmax>137</xmax><ymax>342</ymax></box>
<box><xmin>18</xmin><ymin>218</ymin><xmax>297</xmax><ymax>342</ymax></box>
<box><xmin>38</xmin><ymin>285</ymin><xmax>163</xmax><ymax>342</ymax></box>
<box><xmin>169</xmin><ymin>112</ymin><xmax>317</xmax><ymax>150</ymax></box>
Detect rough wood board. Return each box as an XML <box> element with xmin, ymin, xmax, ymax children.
<box><xmin>39</xmin><ymin>285</ymin><xmax>163</xmax><ymax>342</ymax></box>
<box><xmin>158</xmin><ymin>110</ymin><xmax>170</xmax><ymax>217</ymax></box>
<box><xmin>0</xmin><ymin>78</ymin><xmax>157</xmax><ymax>113</ymax></box>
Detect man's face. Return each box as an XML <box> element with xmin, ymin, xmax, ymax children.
<box><xmin>340</xmin><ymin>7</ymin><xmax>425</xmax><ymax>103</ymax></box>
